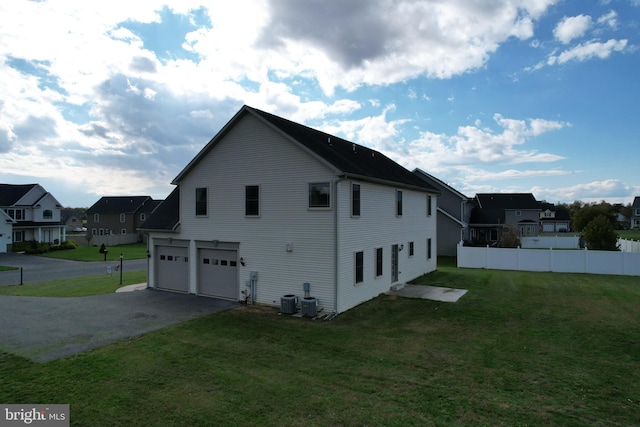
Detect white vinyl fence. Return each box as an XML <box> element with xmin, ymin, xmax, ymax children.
<box><xmin>521</xmin><ymin>235</ymin><xmax>580</xmax><ymax>249</ymax></box>
<box><xmin>618</xmin><ymin>238</ymin><xmax>640</xmax><ymax>253</ymax></box>
<box><xmin>457</xmin><ymin>243</ymin><xmax>640</xmax><ymax>276</ymax></box>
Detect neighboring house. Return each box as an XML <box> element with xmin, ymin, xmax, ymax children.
<box><xmin>140</xmin><ymin>105</ymin><xmax>439</xmax><ymax>314</ymax></box>
<box><xmin>86</xmin><ymin>196</ymin><xmax>161</xmax><ymax>242</ymax></box>
<box><xmin>631</xmin><ymin>197</ymin><xmax>640</xmax><ymax>230</ymax></box>
<box><xmin>61</xmin><ymin>208</ymin><xmax>86</xmax><ymax>232</ymax></box>
<box><xmin>0</xmin><ymin>209</ymin><xmax>15</xmax><ymax>253</ymax></box>
<box><xmin>539</xmin><ymin>203</ymin><xmax>571</xmax><ymax>233</ymax></box>
<box><xmin>0</xmin><ymin>183</ymin><xmax>66</xmax><ymax>252</ymax></box>
<box><xmin>413</xmin><ymin>169</ymin><xmax>471</xmax><ymax>256</ymax></box>
<box><xmin>468</xmin><ymin>193</ymin><xmax>542</xmax><ymax>245</ymax></box>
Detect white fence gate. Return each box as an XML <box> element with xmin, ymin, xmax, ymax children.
<box><xmin>457</xmin><ymin>243</ymin><xmax>640</xmax><ymax>276</ymax></box>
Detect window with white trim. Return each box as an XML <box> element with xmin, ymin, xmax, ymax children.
<box><xmin>196</xmin><ymin>187</ymin><xmax>208</xmax><ymax>216</ymax></box>
<box><xmin>120</xmin><ymin>213</ymin><xmax>126</xmax><ymax>223</ymax></box>
<box><xmin>309</xmin><ymin>182</ymin><xmax>330</xmax><ymax>208</ymax></box>
<box><xmin>245</xmin><ymin>185</ymin><xmax>260</xmax><ymax>216</ymax></box>
<box><xmin>352</xmin><ymin>183</ymin><xmax>361</xmax><ymax>217</ymax></box>
<box><xmin>355</xmin><ymin>251</ymin><xmax>364</xmax><ymax>284</ymax></box>
<box><xmin>375</xmin><ymin>247</ymin><xmax>383</xmax><ymax>277</ymax></box>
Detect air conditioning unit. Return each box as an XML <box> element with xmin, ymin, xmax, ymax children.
<box><xmin>280</xmin><ymin>294</ymin><xmax>298</xmax><ymax>315</ymax></box>
<box><xmin>301</xmin><ymin>297</ymin><xmax>318</xmax><ymax>317</ymax></box>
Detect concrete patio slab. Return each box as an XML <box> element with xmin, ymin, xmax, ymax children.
<box><xmin>386</xmin><ymin>284</ymin><xmax>467</xmax><ymax>302</ymax></box>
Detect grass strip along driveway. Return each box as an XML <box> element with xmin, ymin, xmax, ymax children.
<box><xmin>1</xmin><ymin>259</ymin><xmax>639</xmax><ymax>426</ymax></box>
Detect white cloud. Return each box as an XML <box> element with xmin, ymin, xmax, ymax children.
<box><xmin>532</xmin><ymin>179</ymin><xmax>639</xmax><ymax>204</ymax></box>
<box><xmin>548</xmin><ymin>39</ymin><xmax>628</xmax><ymax>65</ymax></box>
<box><xmin>597</xmin><ymin>10</ymin><xmax>618</xmax><ymax>28</ymax></box>
<box><xmin>553</xmin><ymin>15</ymin><xmax>593</xmax><ymax>44</ymax></box>
<box><xmin>393</xmin><ymin>114</ymin><xmax>569</xmax><ymax>177</ymax></box>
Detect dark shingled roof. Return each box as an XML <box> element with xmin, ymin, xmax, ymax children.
<box><xmin>138</xmin><ymin>187</ymin><xmax>180</xmax><ymax>231</ymax></box>
<box><xmin>0</xmin><ymin>184</ymin><xmax>38</xmax><ymax>206</ymax></box>
<box><xmin>174</xmin><ymin>105</ymin><xmax>438</xmax><ymax>193</ymax></box>
<box><xmin>87</xmin><ymin>196</ymin><xmax>153</xmax><ymax>214</ymax></box>
<box><xmin>474</xmin><ymin>193</ymin><xmax>540</xmax><ymax>210</ymax></box>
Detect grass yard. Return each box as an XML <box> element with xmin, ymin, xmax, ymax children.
<box><xmin>0</xmin><ymin>270</ymin><xmax>146</xmax><ymax>297</ymax></box>
<box><xmin>38</xmin><ymin>242</ymin><xmax>148</xmax><ymax>262</ymax></box>
<box><xmin>618</xmin><ymin>229</ymin><xmax>640</xmax><ymax>240</ymax></box>
<box><xmin>1</xmin><ymin>261</ymin><xmax>639</xmax><ymax>426</ymax></box>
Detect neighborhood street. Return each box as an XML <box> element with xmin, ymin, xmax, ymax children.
<box><xmin>0</xmin><ymin>252</ymin><xmax>147</xmax><ymax>286</ymax></box>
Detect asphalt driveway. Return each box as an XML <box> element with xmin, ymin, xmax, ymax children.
<box><xmin>0</xmin><ymin>290</ymin><xmax>239</xmax><ymax>362</ymax></box>
<box><xmin>0</xmin><ymin>252</ymin><xmax>238</xmax><ymax>362</ymax></box>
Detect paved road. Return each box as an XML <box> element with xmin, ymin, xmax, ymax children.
<box><xmin>0</xmin><ymin>252</ymin><xmax>147</xmax><ymax>286</ymax></box>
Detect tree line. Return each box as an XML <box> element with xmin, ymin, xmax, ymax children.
<box><xmin>553</xmin><ymin>200</ymin><xmax>632</xmax><ymax>251</ymax></box>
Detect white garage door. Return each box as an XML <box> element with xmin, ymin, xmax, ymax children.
<box><xmin>543</xmin><ymin>223</ymin><xmax>555</xmax><ymax>233</ymax></box>
<box><xmin>198</xmin><ymin>248</ymin><xmax>238</xmax><ymax>300</ymax></box>
<box><xmin>156</xmin><ymin>245</ymin><xmax>189</xmax><ymax>293</ymax></box>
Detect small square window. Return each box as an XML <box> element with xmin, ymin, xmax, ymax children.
<box><xmin>309</xmin><ymin>182</ymin><xmax>330</xmax><ymax>208</ymax></box>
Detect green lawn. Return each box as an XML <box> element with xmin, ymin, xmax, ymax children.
<box><xmin>0</xmin><ymin>270</ymin><xmax>146</xmax><ymax>297</ymax></box>
<box><xmin>1</xmin><ymin>261</ymin><xmax>639</xmax><ymax>426</ymax></box>
<box><xmin>38</xmin><ymin>242</ymin><xmax>148</xmax><ymax>262</ymax></box>
<box><xmin>618</xmin><ymin>229</ymin><xmax>640</xmax><ymax>240</ymax></box>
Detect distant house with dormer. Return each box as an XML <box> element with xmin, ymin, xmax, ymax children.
<box><xmin>86</xmin><ymin>196</ymin><xmax>162</xmax><ymax>245</ymax></box>
<box><xmin>539</xmin><ymin>203</ymin><xmax>571</xmax><ymax>233</ymax></box>
<box><xmin>468</xmin><ymin>193</ymin><xmax>542</xmax><ymax>245</ymax></box>
<box><xmin>0</xmin><ymin>183</ymin><xmax>65</xmax><ymax>252</ymax></box>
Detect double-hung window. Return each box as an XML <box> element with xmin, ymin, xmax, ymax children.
<box><xmin>352</xmin><ymin>183</ymin><xmax>361</xmax><ymax>217</ymax></box>
<box><xmin>396</xmin><ymin>190</ymin><xmax>403</xmax><ymax>216</ymax></box>
<box><xmin>120</xmin><ymin>213</ymin><xmax>126</xmax><ymax>223</ymax></box>
<box><xmin>375</xmin><ymin>247</ymin><xmax>383</xmax><ymax>277</ymax></box>
<box><xmin>195</xmin><ymin>187</ymin><xmax>208</xmax><ymax>216</ymax></box>
<box><xmin>355</xmin><ymin>251</ymin><xmax>364</xmax><ymax>284</ymax></box>
<box><xmin>245</xmin><ymin>185</ymin><xmax>260</xmax><ymax>216</ymax></box>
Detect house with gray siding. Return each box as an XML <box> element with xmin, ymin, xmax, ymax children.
<box><xmin>413</xmin><ymin>169</ymin><xmax>470</xmax><ymax>256</ymax></box>
<box><xmin>631</xmin><ymin>197</ymin><xmax>640</xmax><ymax>230</ymax></box>
<box><xmin>468</xmin><ymin>193</ymin><xmax>542</xmax><ymax>245</ymax></box>
<box><xmin>141</xmin><ymin>105</ymin><xmax>439</xmax><ymax>314</ymax></box>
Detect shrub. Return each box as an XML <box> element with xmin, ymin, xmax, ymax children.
<box><xmin>49</xmin><ymin>240</ymin><xmax>78</xmax><ymax>252</ymax></box>
<box><xmin>12</xmin><ymin>240</ymin><xmax>50</xmax><ymax>254</ymax></box>
<box><xmin>584</xmin><ymin>215</ymin><xmax>619</xmax><ymax>251</ymax></box>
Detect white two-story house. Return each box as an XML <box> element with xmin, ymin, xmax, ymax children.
<box><xmin>141</xmin><ymin>106</ymin><xmax>439</xmax><ymax>314</ymax></box>
<box><xmin>0</xmin><ymin>183</ymin><xmax>65</xmax><ymax>252</ymax></box>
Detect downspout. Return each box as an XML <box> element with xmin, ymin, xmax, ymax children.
<box><xmin>334</xmin><ymin>179</ymin><xmax>339</xmax><ymax>314</ymax></box>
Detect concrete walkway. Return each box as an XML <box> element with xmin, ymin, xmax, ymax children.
<box><xmin>386</xmin><ymin>284</ymin><xmax>467</xmax><ymax>302</ymax></box>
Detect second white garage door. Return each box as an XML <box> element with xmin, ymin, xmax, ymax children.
<box><xmin>198</xmin><ymin>248</ymin><xmax>238</xmax><ymax>300</ymax></box>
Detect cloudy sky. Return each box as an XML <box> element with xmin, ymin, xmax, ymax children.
<box><xmin>1</xmin><ymin>0</ymin><xmax>638</xmax><ymax>207</ymax></box>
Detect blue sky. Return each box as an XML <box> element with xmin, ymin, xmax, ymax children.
<box><xmin>0</xmin><ymin>0</ymin><xmax>638</xmax><ymax>207</ymax></box>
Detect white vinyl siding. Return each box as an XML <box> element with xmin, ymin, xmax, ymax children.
<box><xmin>335</xmin><ymin>180</ymin><xmax>437</xmax><ymax>313</ymax></box>
<box><xmin>178</xmin><ymin>114</ymin><xmax>337</xmax><ymax>309</ymax></box>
